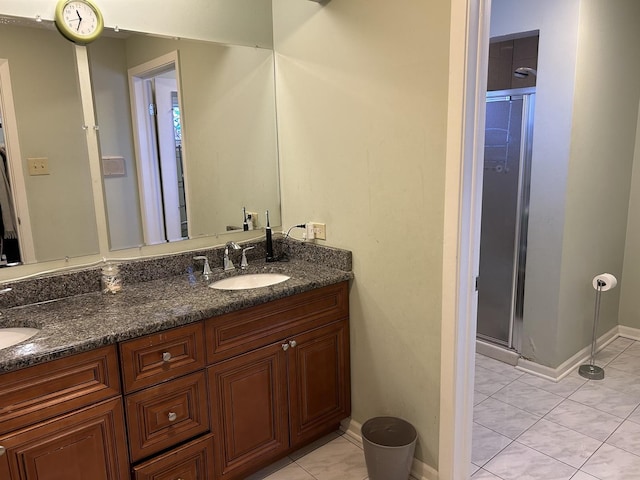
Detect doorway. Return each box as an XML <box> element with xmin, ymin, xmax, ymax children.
<box><xmin>476</xmin><ymin>89</ymin><xmax>535</xmax><ymax>352</ymax></box>
<box><xmin>129</xmin><ymin>52</ymin><xmax>189</xmax><ymax>245</ymax></box>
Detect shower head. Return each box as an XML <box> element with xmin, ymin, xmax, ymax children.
<box><xmin>514</xmin><ymin>67</ymin><xmax>537</xmax><ymax>78</ymax></box>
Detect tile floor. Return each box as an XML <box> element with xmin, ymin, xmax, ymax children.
<box><xmin>472</xmin><ymin>336</ymin><xmax>640</xmax><ymax>480</ymax></box>
<box><xmin>247</xmin><ymin>431</ymin><xmax>371</xmax><ymax>480</ymax></box>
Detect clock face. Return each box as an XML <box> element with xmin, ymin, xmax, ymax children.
<box><xmin>55</xmin><ymin>0</ymin><xmax>103</xmax><ymax>44</ymax></box>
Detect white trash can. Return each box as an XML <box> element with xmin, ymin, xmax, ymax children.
<box><xmin>361</xmin><ymin>416</ymin><xmax>417</xmax><ymax>480</ymax></box>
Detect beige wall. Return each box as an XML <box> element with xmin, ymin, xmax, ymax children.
<box><xmin>0</xmin><ymin>24</ymin><xmax>99</xmax><ymax>261</ymax></box>
<box><xmin>620</xmin><ymin>105</ymin><xmax>640</xmax><ymax>329</ymax></box>
<box><xmin>558</xmin><ymin>0</ymin><xmax>640</xmax><ymax>364</ymax></box>
<box><xmin>273</xmin><ymin>0</ymin><xmax>450</xmax><ymax>468</ymax></box>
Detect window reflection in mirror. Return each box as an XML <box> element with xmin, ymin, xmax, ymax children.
<box><xmin>0</xmin><ymin>20</ymin><xmax>100</xmax><ymax>263</ymax></box>
<box><xmin>89</xmin><ymin>31</ymin><xmax>281</xmax><ymax>251</ymax></box>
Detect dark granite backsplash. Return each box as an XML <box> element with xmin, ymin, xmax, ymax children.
<box><xmin>0</xmin><ymin>238</ymin><xmax>351</xmax><ymax>309</ymax></box>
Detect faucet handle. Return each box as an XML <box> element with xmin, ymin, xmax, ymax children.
<box><xmin>193</xmin><ymin>256</ymin><xmax>212</xmax><ymax>277</ymax></box>
<box><xmin>240</xmin><ymin>246</ymin><xmax>256</xmax><ymax>269</ymax></box>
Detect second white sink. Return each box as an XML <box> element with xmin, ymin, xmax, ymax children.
<box><xmin>209</xmin><ymin>273</ymin><xmax>290</xmax><ymax>290</ymax></box>
<box><xmin>0</xmin><ymin>327</ymin><xmax>40</xmax><ymax>349</ymax></box>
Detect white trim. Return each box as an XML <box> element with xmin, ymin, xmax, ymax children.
<box><xmin>618</xmin><ymin>325</ymin><xmax>640</xmax><ymax>341</ymax></box>
<box><xmin>75</xmin><ymin>45</ymin><xmax>110</xmax><ymax>257</ymax></box>
<box><xmin>515</xmin><ymin>326</ymin><xmax>619</xmax><ymax>381</ymax></box>
<box><xmin>440</xmin><ymin>0</ymin><xmax>490</xmax><ymax>479</ymax></box>
<box><xmin>475</xmin><ymin>340</ymin><xmax>519</xmax><ymax>366</ymax></box>
<box><xmin>0</xmin><ymin>58</ymin><xmax>36</xmax><ymax>263</ymax></box>
<box><xmin>340</xmin><ymin>419</ymin><xmax>438</xmax><ymax>480</ymax></box>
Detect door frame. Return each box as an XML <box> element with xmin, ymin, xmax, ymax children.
<box><xmin>439</xmin><ymin>0</ymin><xmax>491</xmax><ymax>478</ymax></box>
<box><xmin>0</xmin><ymin>58</ymin><xmax>36</xmax><ymax>263</ymax></box>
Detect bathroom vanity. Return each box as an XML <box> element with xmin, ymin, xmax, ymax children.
<box><xmin>0</xmin><ymin>245</ymin><xmax>352</xmax><ymax>480</ymax></box>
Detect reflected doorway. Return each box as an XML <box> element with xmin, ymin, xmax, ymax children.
<box><xmin>129</xmin><ymin>53</ymin><xmax>189</xmax><ymax>245</ymax></box>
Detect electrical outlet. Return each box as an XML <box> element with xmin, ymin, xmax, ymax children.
<box><xmin>28</xmin><ymin>157</ymin><xmax>50</xmax><ymax>176</ymax></box>
<box><xmin>305</xmin><ymin>223</ymin><xmax>315</xmax><ymax>240</ymax></box>
<box><xmin>246</xmin><ymin>211</ymin><xmax>258</xmax><ymax>228</ymax></box>
<box><xmin>309</xmin><ymin>222</ymin><xmax>326</xmax><ymax>240</ymax></box>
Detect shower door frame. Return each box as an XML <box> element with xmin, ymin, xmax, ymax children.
<box><xmin>477</xmin><ymin>87</ymin><xmax>535</xmax><ymax>352</ymax></box>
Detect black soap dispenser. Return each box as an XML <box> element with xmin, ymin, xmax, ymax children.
<box><xmin>265</xmin><ymin>210</ymin><xmax>276</xmax><ymax>262</ymax></box>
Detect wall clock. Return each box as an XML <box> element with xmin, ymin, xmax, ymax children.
<box><xmin>54</xmin><ymin>0</ymin><xmax>104</xmax><ymax>45</ymax></box>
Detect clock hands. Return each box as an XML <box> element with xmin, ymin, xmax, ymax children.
<box><xmin>76</xmin><ymin>9</ymin><xmax>82</xmax><ymax>31</ymax></box>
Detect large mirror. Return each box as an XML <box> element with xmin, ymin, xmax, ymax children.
<box><xmin>0</xmin><ymin>5</ymin><xmax>280</xmax><ymax>270</ymax></box>
<box><xmin>89</xmin><ymin>31</ymin><xmax>280</xmax><ymax>250</ymax></box>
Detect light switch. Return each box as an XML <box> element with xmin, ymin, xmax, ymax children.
<box><xmin>28</xmin><ymin>157</ymin><xmax>50</xmax><ymax>175</ymax></box>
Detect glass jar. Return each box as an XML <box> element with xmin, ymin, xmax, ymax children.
<box><xmin>101</xmin><ymin>263</ymin><xmax>122</xmax><ymax>294</ymax></box>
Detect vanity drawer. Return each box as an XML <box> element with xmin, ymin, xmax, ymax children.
<box><xmin>125</xmin><ymin>371</ymin><xmax>210</xmax><ymax>462</ymax></box>
<box><xmin>206</xmin><ymin>281</ymin><xmax>349</xmax><ymax>363</ymax></box>
<box><xmin>120</xmin><ymin>322</ymin><xmax>206</xmax><ymax>393</ymax></box>
<box><xmin>132</xmin><ymin>434</ymin><xmax>215</xmax><ymax>480</ymax></box>
<box><xmin>0</xmin><ymin>345</ymin><xmax>121</xmax><ymax>434</ymax></box>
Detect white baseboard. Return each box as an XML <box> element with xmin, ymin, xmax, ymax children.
<box><xmin>340</xmin><ymin>418</ymin><xmax>439</xmax><ymax>480</ymax></box>
<box><xmin>515</xmin><ymin>325</ymin><xmax>624</xmax><ymax>381</ymax></box>
<box><xmin>618</xmin><ymin>325</ymin><xmax>640</xmax><ymax>341</ymax></box>
<box><xmin>475</xmin><ymin>339</ymin><xmax>519</xmax><ymax>365</ymax></box>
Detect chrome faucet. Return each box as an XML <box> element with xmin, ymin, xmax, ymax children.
<box><xmin>240</xmin><ymin>246</ymin><xmax>255</xmax><ymax>269</ymax></box>
<box><xmin>223</xmin><ymin>242</ymin><xmax>241</xmax><ymax>271</ymax></box>
<box><xmin>193</xmin><ymin>256</ymin><xmax>212</xmax><ymax>279</ymax></box>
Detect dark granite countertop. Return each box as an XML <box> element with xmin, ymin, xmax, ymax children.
<box><xmin>0</xmin><ymin>259</ymin><xmax>352</xmax><ymax>373</ymax></box>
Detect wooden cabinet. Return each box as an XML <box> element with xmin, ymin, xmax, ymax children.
<box><xmin>0</xmin><ymin>347</ymin><xmax>129</xmax><ymax>480</ymax></box>
<box><xmin>132</xmin><ymin>434</ymin><xmax>215</xmax><ymax>480</ymax></box>
<box><xmin>207</xmin><ymin>281</ymin><xmax>351</xmax><ymax>480</ymax></box>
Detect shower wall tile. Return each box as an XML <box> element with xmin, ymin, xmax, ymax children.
<box><xmin>471</xmin><ymin>469</ymin><xmax>503</xmax><ymax>479</ymax></box>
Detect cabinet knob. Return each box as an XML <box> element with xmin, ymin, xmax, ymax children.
<box><xmin>0</xmin><ymin>445</ymin><xmax>5</xmax><ymax>456</ymax></box>
<box><xmin>162</xmin><ymin>352</ymin><xmax>172</xmax><ymax>362</ymax></box>
<box><xmin>281</xmin><ymin>343</ymin><xmax>289</xmax><ymax>351</ymax></box>
<box><xmin>168</xmin><ymin>412</ymin><xmax>178</xmax><ymax>422</ymax></box>
<box><xmin>289</xmin><ymin>340</ymin><xmax>297</xmax><ymax>348</ymax></box>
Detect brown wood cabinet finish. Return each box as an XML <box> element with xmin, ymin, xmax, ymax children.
<box><xmin>205</xmin><ymin>282</ymin><xmax>349</xmax><ymax>364</ymax></box>
<box><xmin>125</xmin><ymin>371</ymin><xmax>210</xmax><ymax>462</ymax></box>
<box><xmin>0</xmin><ymin>345</ymin><xmax>121</xmax><ymax>435</ymax></box>
<box><xmin>120</xmin><ymin>322</ymin><xmax>206</xmax><ymax>394</ymax></box>
<box><xmin>208</xmin><ymin>344</ymin><xmax>290</xmax><ymax>480</ymax></box>
<box><xmin>207</xmin><ymin>282</ymin><xmax>350</xmax><ymax>480</ymax></box>
<box><xmin>0</xmin><ymin>398</ymin><xmax>130</xmax><ymax>480</ymax></box>
<box><xmin>288</xmin><ymin>320</ymin><xmax>351</xmax><ymax>449</ymax></box>
<box><xmin>132</xmin><ymin>434</ymin><xmax>215</xmax><ymax>480</ymax></box>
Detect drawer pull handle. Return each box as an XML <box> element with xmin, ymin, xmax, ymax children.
<box><xmin>162</xmin><ymin>352</ymin><xmax>172</xmax><ymax>362</ymax></box>
<box><xmin>281</xmin><ymin>343</ymin><xmax>289</xmax><ymax>351</ymax></box>
<box><xmin>289</xmin><ymin>340</ymin><xmax>297</xmax><ymax>348</ymax></box>
<box><xmin>168</xmin><ymin>412</ymin><xmax>178</xmax><ymax>422</ymax></box>
<box><xmin>0</xmin><ymin>445</ymin><xmax>5</xmax><ymax>456</ymax></box>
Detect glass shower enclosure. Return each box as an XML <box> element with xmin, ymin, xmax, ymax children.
<box><xmin>476</xmin><ymin>88</ymin><xmax>535</xmax><ymax>351</ymax></box>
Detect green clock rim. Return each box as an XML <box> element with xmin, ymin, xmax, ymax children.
<box><xmin>54</xmin><ymin>0</ymin><xmax>104</xmax><ymax>45</ymax></box>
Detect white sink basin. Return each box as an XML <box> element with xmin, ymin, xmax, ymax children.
<box><xmin>0</xmin><ymin>327</ymin><xmax>40</xmax><ymax>349</ymax></box>
<box><xmin>209</xmin><ymin>273</ymin><xmax>290</xmax><ymax>290</ymax></box>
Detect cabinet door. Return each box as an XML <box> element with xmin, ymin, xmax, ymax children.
<box><xmin>208</xmin><ymin>344</ymin><xmax>288</xmax><ymax>480</ymax></box>
<box><xmin>0</xmin><ymin>398</ymin><xmax>129</xmax><ymax>480</ymax></box>
<box><xmin>288</xmin><ymin>320</ymin><xmax>351</xmax><ymax>448</ymax></box>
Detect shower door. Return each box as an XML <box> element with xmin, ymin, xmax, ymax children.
<box><xmin>477</xmin><ymin>89</ymin><xmax>535</xmax><ymax>350</ymax></box>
